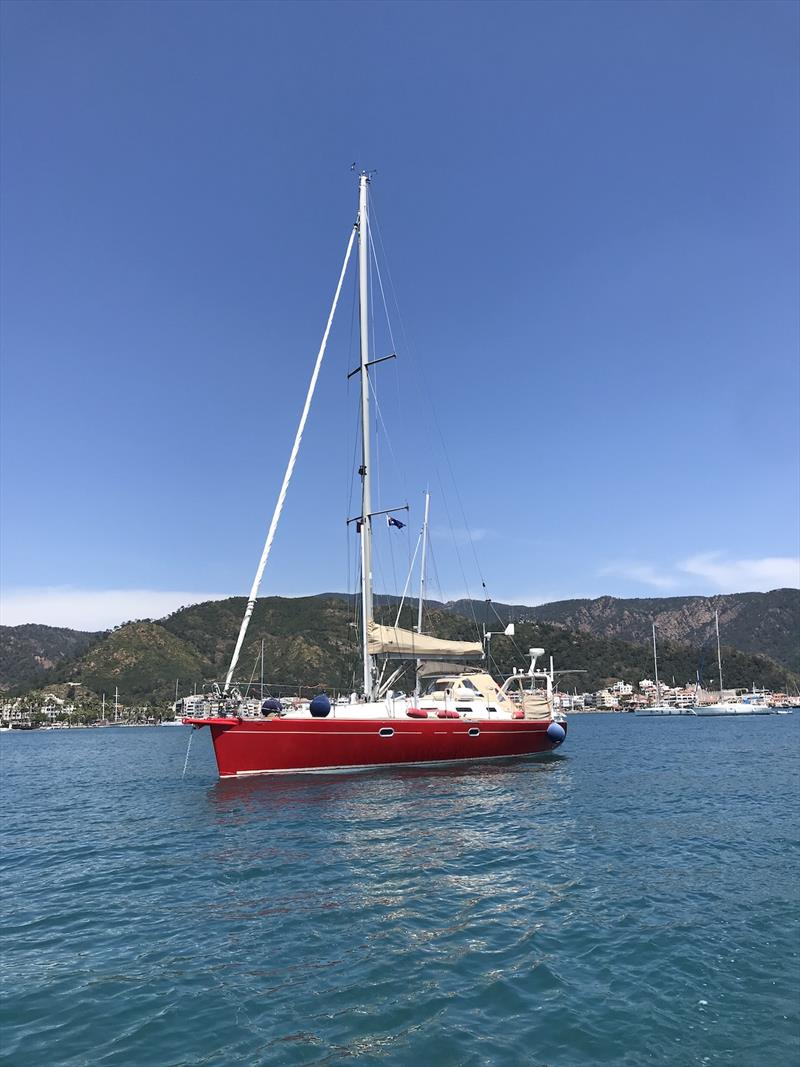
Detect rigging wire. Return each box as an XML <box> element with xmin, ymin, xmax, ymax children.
<box><xmin>344</xmin><ymin>254</ymin><xmax>359</xmax><ymax>586</ymax></box>
<box><xmin>370</xmin><ymin>217</ymin><xmax>412</xmax><ymax>594</ymax></box>
<box><xmin>367</xmin><ymin>374</ymin><xmax>406</xmax><ymax>597</ymax></box>
<box><xmin>341</xmin><ymin>262</ymin><xmax>362</xmax><ymax>683</ymax></box>
<box><xmin>366</xmin><ymin>364</ymin><xmax>407</xmax><ymax>511</ymax></box>
<box><xmin>241</xmin><ymin>640</ymin><xmax>263</xmax><ymax>699</ymax></box>
<box><xmin>485</xmin><ymin>596</ymin><xmax>528</xmax><ymax>666</ymax></box>
<box><xmin>365</xmin><ymin>218</ymin><xmax>403</xmax><ymax>629</ymax></box>
<box><xmin>369</xmin><ymin>223</ymin><xmax>407</xmax><ymax>515</ymax></box>
<box><xmin>367</xmin><ymin>199</ymin><xmax>410</xmax><ymax>511</ymax></box>
<box><xmin>426</xmin><ymin>538</ymin><xmax>446</xmax><ymax>620</ymax></box>
<box><xmin>339</xmin><ymin>253</ymin><xmax>367</xmax><ymax>690</ymax></box>
<box><xmin>351</xmin><ymin>554</ymin><xmax>363</xmax><ymax>692</ymax></box>
<box><xmin>181</xmin><ymin>728</ymin><xmax>194</xmax><ymax>780</ymax></box>
<box><xmin>223</xmin><ymin>223</ymin><xmax>357</xmax><ymax>692</ymax></box>
<box><xmin>365</xmin><ymin>222</ymin><xmax>412</xmax><ymax>608</ymax></box>
<box><xmin>369</xmin><ymin>193</ymin><xmax>486</xmax><ymax>642</ymax></box>
<box><xmin>368</xmin><ymin>222</ymin><xmax>398</xmax><ymax>355</ymax></box>
<box><xmin>367</xmin><ymin>200</ymin><xmax>474</xmax><ymax>668</ymax></box>
<box><xmin>393</xmin><ymin>530</ymin><xmax>423</xmax><ymax>627</ymax></box>
<box><xmin>433</xmin><ymin>466</ymin><xmax>482</xmax><ymax>640</ymax></box>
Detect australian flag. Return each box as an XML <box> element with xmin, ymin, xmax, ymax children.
<box><xmin>387</xmin><ymin>515</ymin><xmax>406</xmax><ymax>530</ymax></box>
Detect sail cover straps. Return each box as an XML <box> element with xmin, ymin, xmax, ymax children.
<box><xmin>367</xmin><ymin>622</ymin><xmax>483</xmax><ymax>661</ymax></box>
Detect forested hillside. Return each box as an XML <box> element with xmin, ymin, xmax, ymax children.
<box><xmin>2</xmin><ymin>594</ymin><xmax>794</xmax><ymax>708</ymax></box>
<box><xmin>0</xmin><ymin>624</ymin><xmax>102</xmax><ymax>692</ymax></box>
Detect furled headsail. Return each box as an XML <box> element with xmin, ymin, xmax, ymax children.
<box><xmin>367</xmin><ymin>622</ymin><xmax>483</xmax><ymax>662</ymax></box>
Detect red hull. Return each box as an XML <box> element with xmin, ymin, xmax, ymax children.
<box><xmin>186</xmin><ymin>716</ymin><xmax>567</xmax><ymax>777</ymax></box>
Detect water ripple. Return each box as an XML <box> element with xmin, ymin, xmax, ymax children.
<box><xmin>1</xmin><ymin>717</ymin><xmax>798</xmax><ymax>1065</ymax></box>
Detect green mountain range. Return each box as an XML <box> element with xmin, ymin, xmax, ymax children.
<box><xmin>1</xmin><ymin>589</ymin><xmax>796</xmax><ymax>708</ymax></box>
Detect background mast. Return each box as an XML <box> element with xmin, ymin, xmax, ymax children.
<box><xmin>417</xmin><ymin>491</ymin><xmax>430</xmax><ymax>634</ymax></box>
<box><xmin>652</xmin><ymin>622</ymin><xmax>660</xmax><ymax>705</ymax></box>
<box><xmin>414</xmin><ymin>491</ymin><xmax>431</xmax><ymax>700</ymax></box>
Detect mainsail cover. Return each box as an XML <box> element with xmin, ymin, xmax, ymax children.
<box><xmin>367</xmin><ymin>622</ymin><xmax>483</xmax><ymax>661</ymax></box>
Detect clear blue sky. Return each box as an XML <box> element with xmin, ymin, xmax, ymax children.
<box><xmin>2</xmin><ymin>0</ymin><xmax>798</xmax><ymax>629</ymax></box>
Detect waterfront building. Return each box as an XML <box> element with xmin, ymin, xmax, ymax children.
<box><xmin>556</xmin><ymin>693</ymin><xmax>585</xmax><ymax>712</ymax></box>
<box><xmin>174</xmin><ymin>694</ymin><xmax>222</xmax><ymax>718</ymax></box>
<box><xmin>673</xmin><ymin>690</ymin><xmax>696</xmax><ymax>710</ymax></box>
<box><xmin>1</xmin><ymin>700</ymin><xmax>26</xmax><ymax>723</ymax></box>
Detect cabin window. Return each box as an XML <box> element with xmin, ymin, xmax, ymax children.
<box><xmin>468</xmin><ymin>727</ymin><xmax>480</xmax><ymax>737</ymax></box>
<box><xmin>379</xmin><ymin>727</ymin><xmax>394</xmax><ymax>738</ymax></box>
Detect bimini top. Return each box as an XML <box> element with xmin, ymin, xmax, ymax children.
<box><xmin>367</xmin><ymin>621</ymin><xmax>484</xmax><ymax>661</ymax></box>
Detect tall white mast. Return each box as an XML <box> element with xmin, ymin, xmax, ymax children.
<box><xmin>652</xmin><ymin>622</ymin><xmax>660</xmax><ymax>705</ymax></box>
<box><xmin>715</xmin><ymin>609</ymin><xmax>724</xmax><ymax>700</ymax></box>
<box><xmin>358</xmin><ymin>173</ymin><xmax>375</xmax><ymax>700</ymax></box>
<box><xmin>417</xmin><ymin>491</ymin><xmax>430</xmax><ymax>634</ymax></box>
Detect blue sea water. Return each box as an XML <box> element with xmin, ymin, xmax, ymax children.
<box><xmin>1</xmin><ymin>714</ymin><xmax>798</xmax><ymax>1067</ymax></box>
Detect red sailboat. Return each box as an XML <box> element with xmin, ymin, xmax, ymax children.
<box><xmin>186</xmin><ymin>173</ymin><xmax>567</xmax><ymax>775</ymax></box>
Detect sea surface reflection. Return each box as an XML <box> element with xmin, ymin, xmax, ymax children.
<box><xmin>1</xmin><ymin>716</ymin><xmax>797</xmax><ymax>1066</ymax></box>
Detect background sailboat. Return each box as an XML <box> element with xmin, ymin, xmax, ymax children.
<box><xmin>692</xmin><ymin>611</ymin><xmax>772</xmax><ymax>715</ymax></box>
<box><xmin>635</xmin><ymin>622</ymin><xmax>691</xmax><ymax>716</ymax></box>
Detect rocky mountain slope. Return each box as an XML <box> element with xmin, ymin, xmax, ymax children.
<box><xmin>442</xmin><ymin>588</ymin><xmax>800</xmax><ymax>674</ymax></box>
